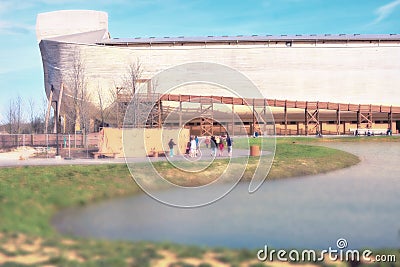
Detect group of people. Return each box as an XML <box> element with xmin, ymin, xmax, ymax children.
<box><xmin>168</xmin><ymin>136</ymin><xmax>200</xmax><ymax>158</ymax></box>
<box><xmin>204</xmin><ymin>135</ymin><xmax>233</xmax><ymax>157</ymax></box>
<box><xmin>187</xmin><ymin>136</ymin><xmax>200</xmax><ymax>158</ymax></box>
<box><xmin>182</xmin><ymin>135</ymin><xmax>234</xmax><ymax>158</ymax></box>
<box><xmin>169</xmin><ymin>134</ymin><xmax>234</xmax><ymax>158</ymax></box>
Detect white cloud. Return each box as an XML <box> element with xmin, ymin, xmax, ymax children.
<box><xmin>373</xmin><ymin>0</ymin><xmax>400</xmax><ymax>24</ymax></box>
<box><xmin>0</xmin><ymin>0</ymin><xmax>34</xmax><ymax>14</ymax></box>
<box><xmin>0</xmin><ymin>0</ymin><xmax>36</xmax><ymax>35</ymax></box>
<box><xmin>0</xmin><ymin>1</ymin><xmax>11</xmax><ymax>14</ymax></box>
<box><xmin>0</xmin><ymin>20</ymin><xmax>34</xmax><ymax>35</ymax></box>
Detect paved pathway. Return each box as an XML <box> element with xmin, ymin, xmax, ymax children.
<box><xmin>0</xmin><ymin>148</ymin><xmax>254</xmax><ymax>168</ymax></box>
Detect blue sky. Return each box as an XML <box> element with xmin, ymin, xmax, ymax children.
<box><xmin>1</xmin><ymin>0</ymin><xmax>400</xmax><ymax>122</ymax></box>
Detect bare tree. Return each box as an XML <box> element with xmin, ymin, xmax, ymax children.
<box><xmin>28</xmin><ymin>97</ymin><xmax>37</xmax><ymax>133</ymax></box>
<box><xmin>97</xmin><ymin>88</ymin><xmax>105</xmax><ymax>129</ymax></box>
<box><xmin>123</xmin><ymin>60</ymin><xmax>142</xmax><ymax>95</ymax></box>
<box><xmin>124</xmin><ymin>76</ymin><xmax>161</xmax><ymax>128</ymax></box>
<box><xmin>40</xmin><ymin>96</ymin><xmax>48</xmax><ymax>133</ymax></box>
<box><xmin>96</xmin><ymin>85</ymin><xmax>115</xmax><ymax>129</ymax></box>
<box><xmin>5</xmin><ymin>98</ymin><xmax>15</xmax><ymax>134</ymax></box>
<box><xmin>27</xmin><ymin>97</ymin><xmax>47</xmax><ymax>133</ymax></box>
<box><xmin>106</xmin><ymin>84</ymin><xmax>119</xmax><ymax>126</ymax></box>
<box><xmin>119</xmin><ymin>60</ymin><xmax>145</xmax><ymax>128</ymax></box>
<box><xmin>15</xmin><ymin>95</ymin><xmax>23</xmax><ymax>134</ymax></box>
<box><xmin>64</xmin><ymin>50</ymin><xmax>94</xmax><ymax>134</ymax></box>
<box><xmin>4</xmin><ymin>95</ymin><xmax>24</xmax><ymax>134</ymax></box>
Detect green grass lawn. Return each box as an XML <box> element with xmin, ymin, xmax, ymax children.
<box><xmin>1</xmin><ymin>137</ymin><xmax>398</xmax><ymax>266</ymax></box>
<box><xmin>234</xmin><ymin>135</ymin><xmax>400</xmax><ymax>149</ymax></box>
<box><xmin>0</xmin><ymin>141</ymin><xmax>359</xmax><ymax>236</ymax></box>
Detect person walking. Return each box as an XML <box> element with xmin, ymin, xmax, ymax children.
<box><xmin>215</xmin><ymin>135</ymin><xmax>220</xmax><ymax>147</ymax></box>
<box><xmin>226</xmin><ymin>135</ymin><xmax>233</xmax><ymax>157</ymax></box>
<box><xmin>190</xmin><ymin>137</ymin><xmax>197</xmax><ymax>158</ymax></box>
<box><xmin>195</xmin><ymin>136</ymin><xmax>199</xmax><ymax>156</ymax></box>
<box><xmin>210</xmin><ymin>136</ymin><xmax>217</xmax><ymax>156</ymax></box>
<box><xmin>218</xmin><ymin>138</ymin><xmax>224</xmax><ymax>157</ymax></box>
<box><xmin>185</xmin><ymin>140</ymin><xmax>190</xmax><ymax>155</ymax></box>
<box><xmin>205</xmin><ymin>136</ymin><xmax>210</xmax><ymax>149</ymax></box>
<box><xmin>168</xmin><ymin>138</ymin><xmax>176</xmax><ymax>157</ymax></box>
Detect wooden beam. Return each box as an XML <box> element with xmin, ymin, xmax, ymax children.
<box><xmin>305</xmin><ymin>102</ymin><xmax>308</xmax><ymax>136</ymax></box>
<box><xmin>284</xmin><ymin>100</ymin><xmax>288</xmax><ymax>136</ymax></box>
<box><xmin>152</xmin><ymin>93</ymin><xmax>400</xmax><ymax>136</ymax></box>
<box><xmin>179</xmin><ymin>95</ymin><xmax>182</xmax><ymax>127</ymax></box>
<box><xmin>159</xmin><ymin>94</ymin><xmax>399</xmax><ymax>114</ymax></box>
<box><xmin>45</xmin><ymin>88</ymin><xmax>53</xmax><ymax>134</ymax></box>
<box><xmin>53</xmin><ymin>83</ymin><xmax>64</xmax><ymax>133</ymax></box>
<box><xmin>252</xmin><ymin>98</ymin><xmax>255</xmax><ymax>135</ymax></box>
<box><xmin>336</xmin><ymin>106</ymin><xmax>341</xmax><ymax>135</ymax></box>
<box><xmin>263</xmin><ymin>98</ymin><xmax>267</xmax><ymax>134</ymax></box>
<box><xmin>232</xmin><ymin>103</ymin><xmax>235</xmax><ymax>136</ymax></box>
<box><xmin>158</xmin><ymin>99</ymin><xmax>162</xmax><ymax>128</ymax></box>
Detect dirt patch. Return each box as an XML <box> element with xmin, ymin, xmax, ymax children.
<box><xmin>0</xmin><ymin>234</ymin><xmax>351</xmax><ymax>266</ymax></box>
<box><xmin>152</xmin><ymin>250</ymin><xmax>177</xmax><ymax>267</ymax></box>
<box><xmin>0</xmin><ymin>236</ymin><xmax>82</xmax><ymax>265</ymax></box>
<box><xmin>20</xmin><ymin>238</ymin><xmax>43</xmax><ymax>253</ymax></box>
<box><xmin>60</xmin><ymin>239</ymin><xmax>77</xmax><ymax>246</ymax></box>
<box><xmin>0</xmin><ymin>146</ymin><xmax>40</xmax><ymax>160</ymax></box>
<box><xmin>0</xmin><ymin>252</ymin><xmax>50</xmax><ymax>265</ymax></box>
<box><xmin>64</xmin><ymin>250</ymin><xmax>85</xmax><ymax>263</ymax></box>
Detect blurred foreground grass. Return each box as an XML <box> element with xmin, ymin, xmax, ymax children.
<box><xmin>1</xmin><ymin>137</ymin><xmax>397</xmax><ymax>267</ymax></box>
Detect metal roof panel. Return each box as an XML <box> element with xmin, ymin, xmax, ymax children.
<box><xmin>98</xmin><ymin>34</ymin><xmax>400</xmax><ymax>45</ymax></box>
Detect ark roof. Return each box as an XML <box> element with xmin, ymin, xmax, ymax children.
<box><xmin>99</xmin><ymin>33</ymin><xmax>400</xmax><ymax>45</ymax></box>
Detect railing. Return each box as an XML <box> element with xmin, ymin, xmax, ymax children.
<box><xmin>0</xmin><ymin>133</ymin><xmax>100</xmax><ymax>149</ymax></box>
<box><xmin>275</xmin><ymin>128</ymin><xmax>353</xmax><ymax>136</ymax></box>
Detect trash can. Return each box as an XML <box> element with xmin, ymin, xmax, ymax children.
<box><xmin>250</xmin><ymin>145</ymin><xmax>260</xmax><ymax>156</ymax></box>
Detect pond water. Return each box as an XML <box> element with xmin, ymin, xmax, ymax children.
<box><xmin>53</xmin><ymin>142</ymin><xmax>400</xmax><ymax>249</ymax></box>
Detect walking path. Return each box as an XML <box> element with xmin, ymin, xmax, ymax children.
<box><xmin>2</xmin><ymin>134</ymin><xmax>396</xmax><ymax>168</ymax></box>
<box><xmin>0</xmin><ymin>148</ymin><xmax>253</xmax><ymax>168</ymax></box>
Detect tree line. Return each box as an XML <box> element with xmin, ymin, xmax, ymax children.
<box><xmin>1</xmin><ymin>95</ymin><xmax>48</xmax><ymax>134</ymax></box>
<box><xmin>1</xmin><ymin>52</ymin><xmax>145</xmax><ymax>135</ymax></box>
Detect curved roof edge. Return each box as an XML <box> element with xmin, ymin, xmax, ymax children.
<box><xmin>100</xmin><ymin>33</ymin><xmax>400</xmax><ymax>45</ymax></box>
<box><xmin>36</xmin><ymin>10</ymin><xmax>108</xmax><ymax>42</ymax></box>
